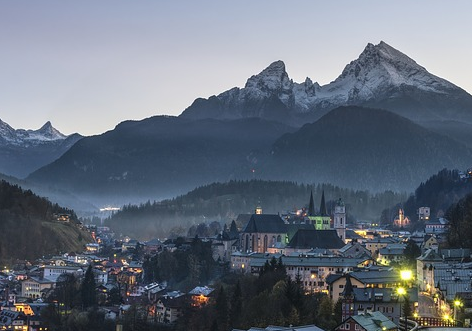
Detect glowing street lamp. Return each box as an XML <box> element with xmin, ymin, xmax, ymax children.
<box><xmin>454</xmin><ymin>299</ymin><xmax>463</xmax><ymax>323</ymax></box>
<box><xmin>399</xmin><ymin>270</ymin><xmax>412</xmax><ymax>331</ymax></box>
<box><xmin>397</xmin><ymin>287</ymin><xmax>406</xmax><ymax>329</ymax></box>
<box><xmin>400</xmin><ymin>270</ymin><xmax>413</xmax><ymax>282</ymax></box>
<box><xmin>397</xmin><ymin>287</ymin><xmax>406</xmax><ymax>296</ymax></box>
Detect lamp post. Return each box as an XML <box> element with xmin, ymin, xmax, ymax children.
<box><xmin>400</xmin><ymin>270</ymin><xmax>412</xmax><ymax>331</ymax></box>
<box><xmin>454</xmin><ymin>299</ymin><xmax>463</xmax><ymax>325</ymax></box>
<box><xmin>397</xmin><ymin>287</ymin><xmax>406</xmax><ymax>330</ymax></box>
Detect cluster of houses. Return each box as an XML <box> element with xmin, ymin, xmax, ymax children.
<box><xmin>0</xmin><ymin>192</ymin><xmax>468</xmax><ymax>331</ymax></box>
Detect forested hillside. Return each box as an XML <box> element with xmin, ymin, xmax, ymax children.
<box><xmin>446</xmin><ymin>193</ymin><xmax>472</xmax><ymax>248</ymax></box>
<box><xmin>0</xmin><ymin>180</ymin><xmax>92</xmax><ymax>263</ymax></box>
<box><xmin>106</xmin><ymin>180</ymin><xmax>406</xmax><ymax>239</ymax></box>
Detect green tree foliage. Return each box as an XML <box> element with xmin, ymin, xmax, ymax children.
<box><xmin>53</xmin><ymin>273</ymin><xmax>79</xmax><ymax>312</ymax></box>
<box><xmin>403</xmin><ymin>240</ymin><xmax>422</xmax><ymax>268</ymax></box>
<box><xmin>401</xmin><ymin>169</ymin><xmax>472</xmax><ymax>227</ymax></box>
<box><xmin>0</xmin><ymin>180</ymin><xmax>85</xmax><ymax>263</ymax></box>
<box><xmin>229</xmin><ymin>280</ymin><xmax>242</xmax><ymax>326</ymax></box>
<box><xmin>142</xmin><ymin>237</ymin><xmax>217</xmax><ymax>290</ymax></box>
<box><xmin>215</xmin><ymin>286</ymin><xmax>229</xmax><ymax>331</ymax></box>
<box><xmin>81</xmin><ymin>265</ymin><xmax>97</xmax><ymax>309</ymax></box>
<box><xmin>446</xmin><ymin>193</ymin><xmax>472</xmax><ymax>248</ymax></box>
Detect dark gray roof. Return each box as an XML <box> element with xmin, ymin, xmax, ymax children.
<box><xmin>349</xmin><ymin>311</ymin><xmax>397</xmax><ymax>331</ymax></box>
<box><xmin>352</xmin><ymin>287</ymin><xmax>418</xmax><ymax>303</ymax></box>
<box><xmin>286</xmin><ymin>223</ymin><xmax>313</xmax><ymax>241</ymax></box>
<box><xmin>349</xmin><ymin>270</ymin><xmax>400</xmax><ymax>284</ymax></box>
<box><xmin>241</xmin><ymin>214</ymin><xmax>287</xmax><ymax>234</ymax></box>
<box><xmin>287</xmin><ymin>229</ymin><xmax>344</xmax><ymax>249</ymax></box>
<box><xmin>346</xmin><ymin>229</ymin><xmax>363</xmax><ymax>239</ymax></box>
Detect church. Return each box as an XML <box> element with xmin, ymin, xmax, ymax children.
<box><xmin>239</xmin><ymin>191</ymin><xmax>347</xmax><ymax>254</ymax></box>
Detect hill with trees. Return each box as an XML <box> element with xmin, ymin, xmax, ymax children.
<box><xmin>446</xmin><ymin>193</ymin><xmax>472</xmax><ymax>249</ymax></box>
<box><xmin>380</xmin><ymin>169</ymin><xmax>472</xmax><ymax>228</ymax></box>
<box><xmin>105</xmin><ymin>179</ymin><xmax>406</xmax><ymax>239</ymax></box>
<box><xmin>0</xmin><ymin>180</ymin><xmax>92</xmax><ymax>263</ymax></box>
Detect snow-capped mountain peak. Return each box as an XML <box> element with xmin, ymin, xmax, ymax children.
<box><xmin>328</xmin><ymin>41</ymin><xmax>456</xmax><ymax>100</ymax></box>
<box><xmin>244</xmin><ymin>60</ymin><xmax>293</xmax><ymax>95</ymax></box>
<box><xmin>0</xmin><ymin>119</ymin><xmax>15</xmax><ymax>140</ymax></box>
<box><xmin>0</xmin><ymin>119</ymin><xmax>68</xmax><ymax>146</ymax></box>
<box><xmin>180</xmin><ymin>41</ymin><xmax>472</xmax><ymax>124</ymax></box>
<box><xmin>32</xmin><ymin>121</ymin><xmax>67</xmax><ymax>140</ymax></box>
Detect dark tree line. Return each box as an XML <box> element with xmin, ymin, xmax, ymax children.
<box><xmin>381</xmin><ymin>169</ymin><xmax>472</xmax><ymax>228</ymax></box>
<box><xmin>173</xmin><ymin>257</ymin><xmax>340</xmax><ymax>331</ymax></box>
<box><xmin>41</xmin><ymin>265</ymin><xmax>117</xmax><ymax>331</ymax></box>
<box><xmin>142</xmin><ymin>236</ymin><xmax>218</xmax><ymax>291</ymax></box>
<box><xmin>446</xmin><ymin>193</ymin><xmax>472</xmax><ymax>249</ymax></box>
<box><xmin>107</xmin><ymin>179</ymin><xmax>406</xmax><ymax>239</ymax></box>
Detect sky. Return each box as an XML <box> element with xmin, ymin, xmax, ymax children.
<box><xmin>1</xmin><ymin>1</ymin><xmax>472</xmax><ymax>136</ymax></box>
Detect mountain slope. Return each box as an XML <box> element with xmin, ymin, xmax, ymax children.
<box><xmin>0</xmin><ymin>180</ymin><xmax>92</xmax><ymax>262</ymax></box>
<box><xmin>0</xmin><ymin>119</ymin><xmax>83</xmax><ymax>178</ymax></box>
<box><xmin>27</xmin><ymin>116</ymin><xmax>296</xmax><ymax>205</ymax></box>
<box><xmin>180</xmin><ymin>41</ymin><xmax>472</xmax><ymax>129</ymax></box>
<box><xmin>263</xmin><ymin>106</ymin><xmax>472</xmax><ymax>192</ymax></box>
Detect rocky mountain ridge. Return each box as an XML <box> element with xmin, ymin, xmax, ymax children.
<box><xmin>0</xmin><ymin>119</ymin><xmax>82</xmax><ymax>178</ymax></box>
<box><xmin>181</xmin><ymin>41</ymin><xmax>472</xmax><ymax>127</ymax></box>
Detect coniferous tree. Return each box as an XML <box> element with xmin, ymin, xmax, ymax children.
<box><xmin>215</xmin><ymin>286</ymin><xmax>229</xmax><ymax>331</ymax></box>
<box><xmin>230</xmin><ymin>281</ymin><xmax>243</xmax><ymax>328</ymax></box>
<box><xmin>81</xmin><ymin>265</ymin><xmax>97</xmax><ymax>309</ymax></box>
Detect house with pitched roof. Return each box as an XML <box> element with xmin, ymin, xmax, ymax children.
<box><xmin>340</xmin><ymin>273</ymin><xmax>417</xmax><ymax>325</ymax></box>
<box><xmin>327</xmin><ymin>269</ymin><xmax>405</xmax><ymax>303</ymax></box>
<box><xmin>334</xmin><ymin>311</ymin><xmax>398</xmax><ymax>331</ymax></box>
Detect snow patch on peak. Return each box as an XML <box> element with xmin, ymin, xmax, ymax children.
<box><xmin>33</xmin><ymin>121</ymin><xmax>67</xmax><ymax>140</ymax></box>
<box><xmin>245</xmin><ymin>60</ymin><xmax>290</xmax><ymax>91</ymax></box>
<box><xmin>322</xmin><ymin>41</ymin><xmax>457</xmax><ymax>103</ymax></box>
<box><xmin>0</xmin><ymin>119</ymin><xmax>68</xmax><ymax>146</ymax></box>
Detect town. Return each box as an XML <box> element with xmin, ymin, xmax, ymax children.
<box><xmin>0</xmin><ymin>191</ymin><xmax>470</xmax><ymax>331</ymax></box>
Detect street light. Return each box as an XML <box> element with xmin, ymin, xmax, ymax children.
<box><xmin>397</xmin><ymin>287</ymin><xmax>406</xmax><ymax>330</ymax></box>
<box><xmin>454</xmin><ymin>299</ymin><xmax>463</xmax><ymax>324</ymax></box>
<box><xmin>399</xmin><ymin>270</ymin><xmax>412</xmax><ymax>331</ymax></box>
<box><xmin>401</xmin><ymin>270</ymin><xmax>413</xmax><ymax>282</ymax></box>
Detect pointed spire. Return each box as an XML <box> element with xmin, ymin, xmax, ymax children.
<box><xmin>308</xmin><ymin>190</ymin><xmax>315</xmax><ymax>216</ymax></box>
<box><xmin>319</xmin><ymin>190</ymin><xmax>327</xmax><ymax>216</ymax></box>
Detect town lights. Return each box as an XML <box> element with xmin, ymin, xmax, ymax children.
<box><xmin>400</xmin><ymin>270</ymin><xmax>412</xmax><ymax>281</ymax></box>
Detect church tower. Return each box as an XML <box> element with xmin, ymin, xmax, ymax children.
<box><xmin>334</xmin><ymin>198</ymin><xmax>346</xmax><ymax>242</ymax></box>
<box><xmin>308</xmin><ymin>190</ymin><xmax>315</xmax><ymax>216</ymax></box>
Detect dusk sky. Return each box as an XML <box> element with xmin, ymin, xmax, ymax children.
<box><xmin>1</xmin><ymin>1</ymin><xmax>471</xmax><ymax>136</ymax></box>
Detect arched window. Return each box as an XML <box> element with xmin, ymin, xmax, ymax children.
<box><xmin>277</xmin><ymin>235</ymin><xmax>281</xmax><ymax>243</ymax></box>
<box><xmin>245</xmin><ymin>234</ymin><xmax>249</xmax><ymax>252</ymax></box>
<box><xmin>252</xmin><ymin>234</ymin><xmax>256</xmax><ymax>252</ymax></box>
<box><xmin>263</xmin><ymin>235</ymin><xmax>268</xmax><ymax>253</ymax></box>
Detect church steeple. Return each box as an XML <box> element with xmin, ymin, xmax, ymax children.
<box><xmin>319</xmin><ymin>190</ymin><xmax>327</xmax><ymax>216</ymax></box>
<box><xmin>341</xmin><ymin>273</ymin><xmax>355</xmax><ymax>320</ymax></box>
<box><xmin>308</xmin><ymin>190</ymin><xmax>315</xmax><ymax>216</ymax></box>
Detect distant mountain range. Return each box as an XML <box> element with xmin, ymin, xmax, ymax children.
<box><xmin>181</xmin><ymin>42</ymin><xmax>472</xmax><ymax>131</ymax></box>
<box><xmin>27</xmin><ymin>106</ymin><xmax>472</xmax><ymax>206</ymax></box>
<box><xmin>27</xmin><ymin>117</ymin><xmax>295</xmax><ymax>204</ymax></box>
<box><xmin>3</xmin><ymin>41</ymin><xmax>472</xmax><ymax>211</ymax></box>
<box><xmin>0</xmin><ymin>120</ymin><xmax>82</xmax><ymax>178</ymax></box>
